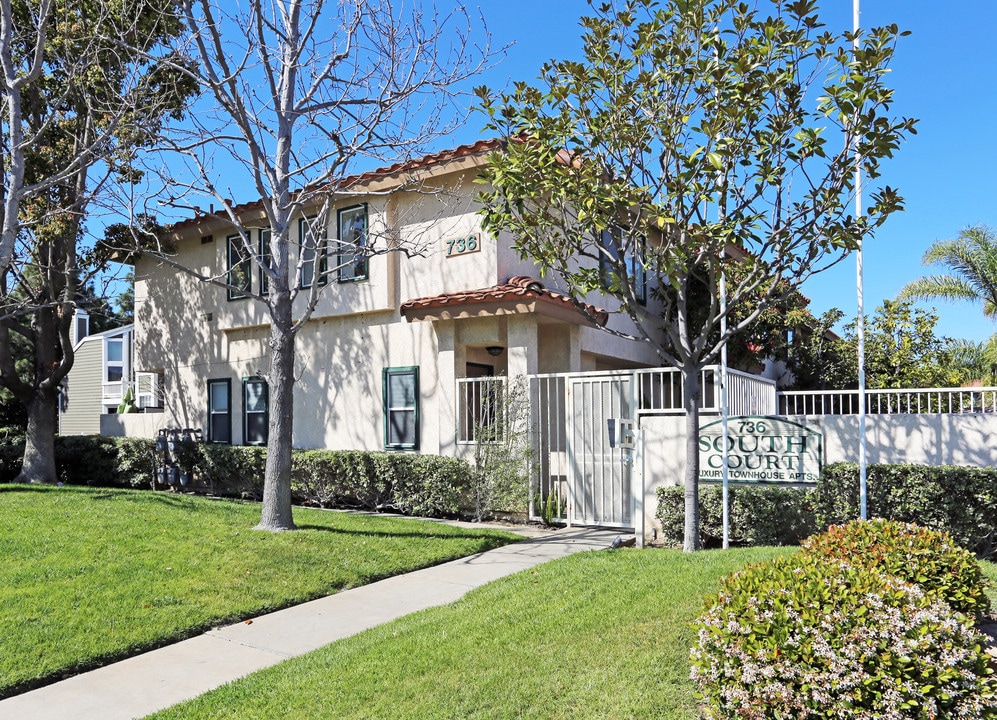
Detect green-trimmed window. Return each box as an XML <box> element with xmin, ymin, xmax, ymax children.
<box><xmin>242</xmin><ymin>377</ymin><xmax>269</xmax><ymax>446</ymax></box>
<box><xmin>383</xmin><ymin>366</ymin><xmax>419</xmax><ymax>450</ymax></box>
<box><xmin>227</xmin><ymin>235</ymin><xmax>252</xmax><ymax>300</ymax></box>
<box><xmin>207</xmin><ymin>379</ymin><xmax>231</xmax><ymax>444</ymax></box>
<box><xmin>298</xmin><ymin>216</ymin><xmax>326</xmax><ymax>288</ymax></box>
<box><xmin>337</xmin><ymin>204</ymin><xmax>368</xmax><ymax>282</ymax></box>
<box><xmin>258</xmin><ymin>228</ymin><xmax>271</xmax><ymax>295</ymax></box>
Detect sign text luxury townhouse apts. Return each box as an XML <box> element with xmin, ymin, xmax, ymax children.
<box><xmin>698</xmin><ymin>416</ymin><xmax>823</xmax><ymax>485</ymax></box>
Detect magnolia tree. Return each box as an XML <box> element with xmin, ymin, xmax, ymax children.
<box><xmin>0</xmin><ymin>0</ymin><xmax>192</xmax><ymax>483</ymax></box>
<box><xmin>477</xmin><ymin>0</ymin><xmax>916</xmax><ymax>550</ymax></box>
<box><xmin>120</xmin><ymin>0</ymin><xmax>496</xmax><ymax>531</ymax></box>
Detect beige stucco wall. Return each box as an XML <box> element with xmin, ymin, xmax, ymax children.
<box><xmin>102</xmin><ymin>411</ymin><xmax>171</xmax><ymax>439</ymax></box>
<box><xmin>788</xmin><ymin>413</ymin><xmax>997</xmax><ymax>467</ymax></box>
<box><xmin>634</xmin><ymin>411</ymin><xmax>997</xmax><ymax>542</ymax></box>
<box><xmin>134</xmin><ymin>162</ymin><xmax>660</xmax><ymax>452</ymax></box>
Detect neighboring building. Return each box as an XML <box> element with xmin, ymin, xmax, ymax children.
<box><xmin>59</xmin><ymin>312</ymin><xmax>137</xmax><ymax>435</ymax></box>
<box><xmin>126</xmin><ymin>140</ymin><xmax>659</xmax><ymax>452</ymax></box>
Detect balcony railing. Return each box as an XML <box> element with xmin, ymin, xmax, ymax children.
<box><xmin>456</xmin><ymin>377</ymin><xmax>507</xmax><ymax>443</ymax></box>
<box><xmin>102</xmin><ymin>381</ymin><xmax>127</xmax><ymax>404</ymax></box>
<box><xmin>634</xmin><ymin>366</ymin><xmax>777</xmax><ymax>416</ymax></box>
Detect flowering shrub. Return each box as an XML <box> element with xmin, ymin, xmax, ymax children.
<box><xmin>691</xmin><ymin>553</ymin><xmax>997</xmax><ymax>719</ymax></box>
<box><xmin>801</xmin><ymin>519</ymin><xmax>991</xmax><ymax>616</ymax></box>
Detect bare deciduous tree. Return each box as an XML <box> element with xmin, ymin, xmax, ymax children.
<box><xmin>123</xmin><ymin>0</ymin><xmax>497</xmax><ymax>530</ymax></box>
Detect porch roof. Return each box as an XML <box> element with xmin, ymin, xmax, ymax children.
<box><xmin>401</xmin><ymin>276</ymin><xmax>609</xmax><ymax>326</ymax></box>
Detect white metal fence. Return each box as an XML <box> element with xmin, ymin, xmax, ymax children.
<box><xmin>777</xmin><ymin>387</ymin><xmax>997</xmax><ymax>416</ymax></box>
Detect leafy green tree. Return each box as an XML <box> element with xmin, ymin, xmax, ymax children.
<box><xmin>115</xmin><ymin>270</ymin><xmax>134</xmax><ymax>322</ymax></box>
<box><xmin>897</xmin><ymin>225</ymin><xmax>997</xmax><ymax>320</ymax></box>
<box><xmin>782</xmin><ymin>308</ymin><xmax>856</xmax><ymax>391</ymax></box>
<box><xmin>846</xmin><ymin>300</ymin><xmax>958</xmax><ymax>389</ymax></box>
<box><xmin>477</xmin><ymin>0</ymin><xmax>915</xmax><ymax>550</ymax></box>
<box><xmin>0</xmin><ymin>0</ymin><xmax>194</xmax><ymax>483</ymax></box>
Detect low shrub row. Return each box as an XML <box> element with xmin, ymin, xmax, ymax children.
<box><xmin>0</xmin><ymin>436</ymin><xmax>156</xmax><ymax>487</ymax></box>
<box><xmin>692</xmin><ymin>520</ymin><xmax>997</xmax><ymax>719</ymax></box>
<box><xmin>657</xmin><ymin>462</ymin><xmax>997</xmax><ymax>558</ymax></box>
<box><xmin>655</xmin><ymin>484</ymin><xmax>815</xmax><ymax>549</ymax></box>
<box><xmin>0</xmin><ymin>436</ymin><xmax>477</xmax><ymax>520</ymax></box>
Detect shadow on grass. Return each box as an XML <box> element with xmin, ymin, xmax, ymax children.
<box><xmin>293</xmin><ymin>522</ymin><xmax>521</xmax><ymax>544</ymax></box>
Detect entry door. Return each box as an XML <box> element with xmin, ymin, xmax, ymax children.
<box><xmin>567</xmin><ymin>374</ymin><xmax>633</xmax><ymax>528</ymax></box>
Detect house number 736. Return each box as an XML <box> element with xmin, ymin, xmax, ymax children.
<box><xmin>445</xmin><ymin>234</ymin><xmax>480</xmax><ymax>257</ymax></box>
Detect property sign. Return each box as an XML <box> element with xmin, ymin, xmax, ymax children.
<box><xmin>698</xmin><ymin>416</ymin><xmax>822</xmax><ymax>485</ymax></box>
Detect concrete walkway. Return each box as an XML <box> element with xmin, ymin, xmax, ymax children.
<box><xmin>1</xmin><ymin>526</ymin><xmax>620</xmax><ymax>720</ymax></box>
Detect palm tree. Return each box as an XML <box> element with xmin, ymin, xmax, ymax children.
<box><xmin>944</xmin><ymin>336</ymin><xmax>997</xmax><ymax>385</ymax></box>
<box><xmin>897</xmin><ymin>225</ymin><xmax>997</xmax><ymax>318</ymax></box>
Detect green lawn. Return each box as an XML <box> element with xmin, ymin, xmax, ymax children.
<box><xmin>147</xmin><ymin>546</ymin><xmax>794</xmax><ymax>720</ymax></box>
<box><xmin>0</xmin><ymin>485</ymin><xmax>522</xmax><ymax>697</ymax></box>
<box><xmin>983</xmin><ymin>558</ymin><xmax>997</xmax><ymax>607</ymax></box>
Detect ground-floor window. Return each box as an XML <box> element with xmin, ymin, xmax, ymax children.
<box><xmin>243</xmin><ymin>377</ymin><xmax>269</xmax><ymax>446</ymax></box>
<box><xmin>383</xmin><ymin>366</ymin><xmax>419</xmax><ymax>450</ymax></box>
<box><xmin>207</xmin><ymin>379</ymin><xmax>231</xmax><ymax>443</ymax></box>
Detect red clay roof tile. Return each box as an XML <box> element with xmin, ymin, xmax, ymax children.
<box><xmin>401</xmin><ymin>276</ymin><xmax>608</xmax><ymax>326</ymax></box>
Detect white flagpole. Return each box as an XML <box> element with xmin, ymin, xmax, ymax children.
<box><xmin>720</xmin><ymin>272</ymin><xmax>731</xmax><ymax>549</ymax></box>
<box><xmin>854</xmin><ymin>0</ymin><xmax>868</xmax><ymax>520</ymax></box>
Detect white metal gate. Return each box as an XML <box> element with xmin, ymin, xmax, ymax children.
<box><xmin>570</xmin><ymin>374</ymin><xmax>634</xmax><ymax>527</ymax></box>
<box><xmin>529</xmin><ymin>372</ymin><xmax>634</xmax><ymax>529</ymax></box>
<box><xmin>527</xmin><ymin>366</ymin><xmax>777</xmax><ymax>529</ymax></box>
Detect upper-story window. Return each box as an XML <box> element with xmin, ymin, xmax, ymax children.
<box><xmin>337</xmin><ymin>204</ymin><xmax>368</xmax><ymax>283</ymax></box>
<box><xmin>227</xmin><ymin>234</ymin><xmax>252</xmax><ymax>300</ymax></box>
<box><xmin>599</xmin><ymin>226</ymin><xmax>647</xmax><ymax>305</ymax></box>
<box><xmin>298</xmin><ymin>216</ymin><xmax>327</xmax><ymax>289</ymax></box>
<box><xmin>106</xmin><ymin>338</ymin><xmax>124</xmax><ymax>383</ymax></box>
<box><xmin>258</xmin><ymin>228</ymin><xmax>271</xmax><ymax>295</ymax></box>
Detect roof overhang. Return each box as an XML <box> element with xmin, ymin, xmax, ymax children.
<box><xmin>401</xmin><ymin>276</ymin><xmax>608</xmax><ymax>327</ymax></box>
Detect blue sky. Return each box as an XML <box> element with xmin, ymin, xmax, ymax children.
<box><xmin>462</xmin><ymin>0</ymin><xmax>997</xmax><ymax>343</ymax></box>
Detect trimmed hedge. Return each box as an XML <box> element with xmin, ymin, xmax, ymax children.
<box><xmin>290</xmin><ymin>449</ymin><xmax>472</xmax><ymax>517</ymax></box>
<box><xmin>655</xmin><ymin>484</ymin><xmax>816</xmax><ymax>548</ymax></box>
<box><xmin>815</xmin><ymin>463</ymin><xmax>997</xmax><ymax>560</ymax></box>
<box><xmin>0</xmin><ymin>436</ymin><xmax>156</xmax><ymax>487</ymax></box>
<box><xmin>656</xmin><ymin>463</ymin><xmax>997</xmax><ymax>558</ymax></box>
<box><xmin>0</xmin><ymin>436</ymin><xmax>474</xmax><ymax>520</ymax></box>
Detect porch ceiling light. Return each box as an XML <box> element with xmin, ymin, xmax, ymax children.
<box><xmin>486</xmin><ymin>346</ymin><xmax>504</xmax><ymax>356</ymax></box>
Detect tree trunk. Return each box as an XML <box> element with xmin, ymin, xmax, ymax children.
<box><xmin>255</xmin><ymin>300</ymin><xmax>297</xmax><ymax>532</ymax></box>
<box><xmin>16</xmin><ymin>387</ymin><xmax>59</xmax><ymax>484</ymax></box>
<box><xmin>682</xmin><ymin>365</ymin><xmax>702</xmax><ymax>552</ymax></box>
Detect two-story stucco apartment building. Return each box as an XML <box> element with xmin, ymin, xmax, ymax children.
<box><xmin>125</xmin><ymin>140</ymin><xmax>659</xmax><ymax>454</ymax></box>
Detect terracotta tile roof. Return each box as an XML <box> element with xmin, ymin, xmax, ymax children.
<box><xmin>170</xmin><ymin>139</ymin><xmax>503</xmax><ymax>233</ymax></box>
<box><xmin>401</xmin><ymin>276</ymin><xmax>609</xmax><ymax>326</ymax></box>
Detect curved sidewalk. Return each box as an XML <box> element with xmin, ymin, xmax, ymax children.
<box><xmin>2</xmin><ymin>526</ymin><xmax>620</xmax><ymax>720</ymax></box>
